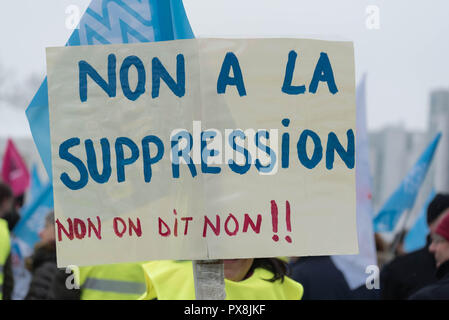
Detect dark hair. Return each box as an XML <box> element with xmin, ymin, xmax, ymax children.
<box><xmin>0</xmin><ymin>183</ymin><xmax>13</xmax><ymax>204</ymax></box>
<box><xmin>14</xmin><ymin>193</ymin><xmax>25</xmax><ymax>209</ymax></box>
<box><xmin>45</xmin><ymin>210</ymin><xmax>55</xmax><ymax>226</ymax></box>
<box><xmin>248</xmin><ymin>258</ymin><xmax>288</xmax><ymax>283</ymax></box>
<box><xmin>375</xmin><ymin>233</ymin><xmax>388</xmax><ymax>252</ymax></box>
<box><xmin>427</xmin><ymin>193</ymin><xmax>449</xmax><ymax>225</ymax></box>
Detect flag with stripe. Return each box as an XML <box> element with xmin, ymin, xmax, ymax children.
<box><xmin>12</xmin><ymin>183</ymin><xmax>53</xmax><ymax>254</ymax></box>
<box><xmin>28</xmin><ymin>164</ymin><xmax>43</xmax><ymax>202</ymax></box>
<box><xmin>26</xmin><ymin>0</ymin><xmax>194</xmax><ymax>178</ymax></box>
<box><xmin>10</xmin><ymin>182</ymin><xmax>53</xmax><ymax>300</ymax></box>
<box><xmin>404</xmin><ymin>189</ymin><xmax>436</xmax><ymax>252</ymax></box>
<box><xmin>374</xmin><ymin>133</ymin><xmax>441</xmax><ymax>232</ymax></box>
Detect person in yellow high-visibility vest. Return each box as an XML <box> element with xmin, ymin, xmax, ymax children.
<box><xmin>74</xmin><ymin>263</ymin><xmax>147</xmax><ymax>300</ymax></box>
<box><xmin>0</xmin><ymin>218</ymin><xmax>12</xmax><ymax>300</ymax></box>
<box><xmin>140</xmin><ymin>258</ymin><xmax>303</xmax><ymax>300</ymax></box>
<box><xmin>0</xmin><ymin>183</ymin><xmax>14</xmax><ymax>300</ymax></box>
<box><xmin>49</xmin><ymin>262</ymin><xmax>147</xmax><ymax>300</ymax></box>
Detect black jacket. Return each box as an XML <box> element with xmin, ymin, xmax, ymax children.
<box><xmin>380</xmin><ymin>238</ymin><xmax>437</xmax><ymax>300</ymax></box>
<box><xmin>408</xmin><ymin>260</ymin><xmax>449</xmax><ymax>300</ymax></box>
<box><xmin>25</xmin><ymin>244</ymin><xmax>81</xmax><ymax>300</ymax></box>
<box><xmin>25</xmin><ymin>244</ymin><xmax>59</xmax><ymax>300</ymax></box>
<box><xmin>47</xmin><ymin>268</ymin><xmax>81</xmax><ymax>300</ymax></box>
<box><xmin>289</xmin><ymin>256</ymin><xmax>353</xmax><ymax>300</ymax></box>
<box><xmin>2</xmin><ymin>254</ymin><xmax>14</xmax><ymax>300</ymax></box>
<box><xmin>3</xmin><ymin>209</ymin><xmax>20</xmax><ymax>231</ymax></box>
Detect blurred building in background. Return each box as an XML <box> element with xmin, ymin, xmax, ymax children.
<box><xmin>428</xmin><ymin>90</ymin><xmax>449</xmax><ymax>192</ymax></box>
<box><xmin>370</xmin><ymin>126</ymin><xmax>427</xmax><ymax>210</ymax></box>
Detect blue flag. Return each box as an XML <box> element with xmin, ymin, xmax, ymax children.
<box><xmin>26</xmin><ymin>0</ymin><xmax>194</xmax><ymax>178</ymax></box>
<box><xmin>10</xmin><ymin>183</ymin><xmax>53</xmax><ymax>300</ymax></box>
<box><xmin>404</xmin><ymin>189</ymin><xmax>436</xmax><ymax>252</ymax></box>
<box><xmin>12</xmin><ymin>183</ymin><xmax>54</xmax><ymax>252</ymax></box>
<box><xmin>17</xmin><ymin>163</ymin><xmax>45</xmax><ymax>221</ymax></box>
<box><xmin>374</xmin><ymin>133</ymin><xmax>441</xmax><ymax>232</ymax></box>
<box><xmin>29</xmin><ymin>164</ymin><xmax>43</xmax><ymax>202</ymax></box>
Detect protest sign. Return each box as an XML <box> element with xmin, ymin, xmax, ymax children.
<box><xmin>46</xmin><ymin>38</ymin><xmax>357</xmax><ymax>267</ymax></box>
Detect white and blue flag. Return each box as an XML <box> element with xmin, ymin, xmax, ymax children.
<box><xmin>28</xmin><ymin>164</ymin><xmax>43</xmax><ymax>203</ymax></box>
<box><xmin>20</xmin><ymin>0</ymin><xmax>194</xmax><ymax>300</ymax></box>
<box><xmin>374</xmin><ymin>133</ymin><xmax>441</xmax><ymax>233</ymax></box>
<box><xmin>11</xmin><ymin>162</ymin><xmax>49</xmax><ymax>259</ymax></box>
<box><xmin>12</xmin><ymin>183</ymin><xmax>54</xmax><ymax>256</ymax></box>
<box><xmin>10</xmin><ymin>181</ymin><xmax>53</xmax><ymax>300</ymax></box>
<box><xmin>26</xmin><ymin>0</ymin><xmax>194</xmax><ymax>178</ymax></box>
<box><xmin>404</xmin><ymin>189</ymin><xmax>436</xmax><ymax>252</ymax></box>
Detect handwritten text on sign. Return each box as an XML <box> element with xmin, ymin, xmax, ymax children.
<box><xmin>46</xmin><ymin>39</ymin><xmax>358</xmax><ymax>267</ymax></box>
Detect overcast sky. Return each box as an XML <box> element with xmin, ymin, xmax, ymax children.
<box><xmin>1</xmin><ymin>0</ymin><xmax>448</xmax><ymax>131</ymax></box>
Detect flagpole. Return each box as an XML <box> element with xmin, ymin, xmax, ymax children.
<box><xmin>193</xmin><ymin>260</ymin><xmax>226</xmax><ymax>300</ymax></box>
<box><xmin>389</xmin><ymin>209</ymin><xmax>413</xmax><ymax>257</ymax></box>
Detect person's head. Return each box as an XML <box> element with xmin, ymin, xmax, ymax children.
<box><xmin>223</xmin><ymin>257</ymin><xmax>288</xmax><ymax>282</ymax></box>
<box><xmin>427</xmin><ymin>193</ymin><xmax>449</xmax><ymax>233</ymax></box>
<box><xmin>14</xmin><ymin>193</ymin><xmax>25</xmax><ymax>210</ymax></box>
<box><xmin>39</xmin><ymin>211</ymin><xmax>56</xmax><ymax>245</ymax></box>
<box><xmin>0</xmin><ymin>183</ymin><xmax>13</xmax><ymax>218</ymax></box>
<box><xmin>429</xmin><ymin>212</ymin><xmax>449</xmax><ymax>268</ymax></box>
<box><xmin>223</xmin><ymin>259</ymin><xmax>254</xmax><ymax>281</ymax></box>
<box><xmin>374</xmin><ymin>233</ymin><xmax>392</xmax><ymax>267</ymax></box>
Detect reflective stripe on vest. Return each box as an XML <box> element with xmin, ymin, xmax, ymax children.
<box><xmin>78</xmin><ymin>263</ymin><xmax>146</xmax><ymax>300</ymax></box>
<box><xmin>83</xmin><ymin>278</ymin><xmax>146</xmax><ymax>295</ymax></box>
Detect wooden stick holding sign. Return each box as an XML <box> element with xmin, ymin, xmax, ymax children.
<box><xmin>193</xmin><ymin>260</ymin><xmax>226</xmax><ymax>300</ymax></box>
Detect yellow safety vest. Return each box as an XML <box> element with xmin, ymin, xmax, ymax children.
<box><xmin>75</xmin><ymin>262</ymin><xmax>146</xmax><ymax>300</ymax></box>
<box><xmin>0</xmin><ymin>219</ymin><xmax>11</xmax><ymax>300</ymax></box>
<box><xmin>141</xmin><ymin>260</ymin><xmax>303</xmax><ymax>300</ymax></box>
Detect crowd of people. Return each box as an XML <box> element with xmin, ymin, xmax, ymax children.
<box><xmin>1</xmin><ymin>180</ymin><xmax>449</xmax><ymax>300</ymax></box>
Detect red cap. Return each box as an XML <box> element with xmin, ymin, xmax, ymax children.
<box><xmin>436</xmin><ymin>213</ymin><xmax>449</xmax><ymax>242</ymax></box>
